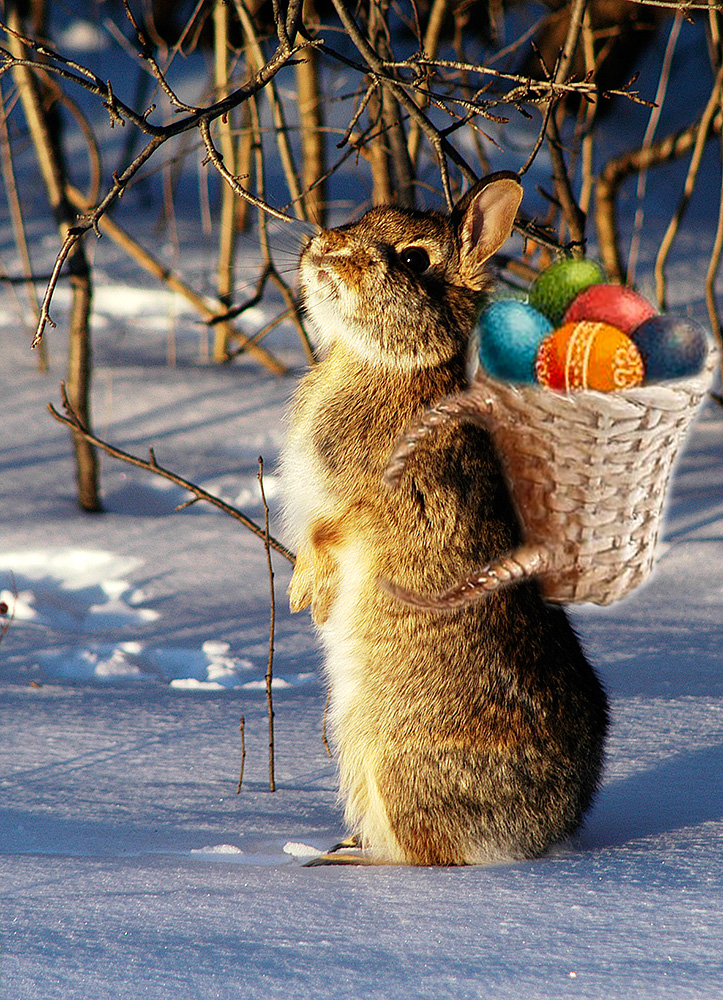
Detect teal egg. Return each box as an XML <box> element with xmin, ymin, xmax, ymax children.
<box><xmin>477</xmin><ymin>300</ymin><xmax>553</xmax><ymax>382</ymax></box>
<box><xmin>529</xmin><ymin>258</ymin><xmax>605</xmax><ymax>326</ymax></box>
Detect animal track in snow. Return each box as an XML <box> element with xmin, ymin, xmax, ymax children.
<box><xmin>0</xmin><ymin>548</ymin><xmax>312</xmax><ymax>689</ymax></box>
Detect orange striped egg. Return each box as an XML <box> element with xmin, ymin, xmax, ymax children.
<box><xmin>535</xmin><ymin>321</ymin><xmax>645</xmax><ymax>392</ymax></box>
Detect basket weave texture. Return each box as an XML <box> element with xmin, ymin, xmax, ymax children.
<box><xmin>470</xmin><ymin>349</ymin><xmax>716</xmax><ymax>604</ymax></box>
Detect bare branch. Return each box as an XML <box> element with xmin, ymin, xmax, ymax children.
<box><xmin>199</xmin><ymin>118</ymin><xmax>304</xmax><ymax>226</ymax></box>
<box><xmin>258</xmin><ymin>456</ymin><xmax>276</xmax><ymax>793</ymax></box>
<box><xmin>48</xmin><ymin>384</ymin><xmax>296</xmax><ymax>565</ymax></box>
<box><xmin>655</xmin><ymin>61</ymin><xmax>723</xmax><ymax>306</ymax></box>
<box><xmin>328</xmin><ymin>0</ymin><xmax>476</xmax><ymax>207</ymax></box>
<box><xmin>628</xmin><ymin>11</ymin><xmax>685</xmax><ymax>285</ymax></box>
<box><xmin>544</xmin><ymin>0</ymin><xmax>590</xmax><ymax>251</ymax></box>
<box><xmin>232</xmin><ymin>0</ymin><xmax>309</xmax><ymax>222</ymax></box>
<box><xmin>0</xmin><ymin>570</ymin><xmax>16</xmax><ymax>643</ymax></box>
<box><xmin>236</xmin><ymin>716</ymin><xmax>246</xmax><ymax>793</ymax></box>
<box><xmin>6</xmin><ymin>20</ymin><xmax>315</xmax><ymax>348</ymax></box>
<box><xmin>596</xmin><ymin>108</ymin><xmax>723</xmax><ymax>284</ymax></box>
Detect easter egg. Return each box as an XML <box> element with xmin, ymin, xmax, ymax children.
<box><xmin>564</xmin><ymin>284</ymin><xmax>656</xmax><ymax>334</ymax></box>
<box><xmin>529</xmin><ymin>258</ymin><xmax>605</xmax><ymax>326</ymax></box>
<box><xmin>536</xmin><ymin>321</ymin><xmax>645</xmax><ymax>392</ymax></box>
<box><xmin>478</xmin><ymin>300</ymin><xmax>553</xmax><ymax>382</ymax></box>
<box><xmin>631</xmin><ymin>314</ymin><xmax>708</xmax><ymax>381</ymax></box>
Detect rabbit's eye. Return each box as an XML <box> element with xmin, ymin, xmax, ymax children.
<box><xmin>400</xmin><ymin>247</ymin><xmax>431</xmax><ymax>274</ymax></box>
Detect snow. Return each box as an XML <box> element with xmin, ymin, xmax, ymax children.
<box><xmin>1</xmin><ymin>9</ymin><xmax>723</xmax><ymax>1000</ymax></box>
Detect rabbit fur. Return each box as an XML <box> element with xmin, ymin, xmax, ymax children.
<box><xmin>280</xmin><ymin>173</ymin><xmax>609</xmax><ymax>866</ymax></box>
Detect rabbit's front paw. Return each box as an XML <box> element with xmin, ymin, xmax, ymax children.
<box><xmin>288</xmin><ymin>542</ymin><xmax>340</xmax><ymax>625</ymax></box>
<box><xmin>289</xmin><ymin>549</ymin><xmax>314</xmax><ymax>613</ymax></box>
<box><xmin>309</xmin><ymin>548</ymin><xmax>341</xmax><ymax>626</ymax></box>
<box><xmin>311</xmin><ymin>580</ymin><xmax>335</xmax><ymax>626</ymax></box>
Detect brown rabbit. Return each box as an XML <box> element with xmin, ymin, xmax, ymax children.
<box><xmin>280</xmin><ymin>172</ymin><xmax>608</xmax><ymax>865</ymax></box>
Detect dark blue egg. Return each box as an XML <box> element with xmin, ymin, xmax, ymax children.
<box><xmin>631</xmin><ymin>315</ymin><xmax>708</xmax><ymax>381</ymax></box>
<box><xmin>478</xmin><ymin>300</ymin><xmax>553</xmax><ymax>382</ymax></box>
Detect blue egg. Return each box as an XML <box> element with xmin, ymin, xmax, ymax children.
<box><xmin>478</xmin><ymin>299</ymin><xmax>553</xmax><ymax>382</ymax></box>
<box><xmin>631</xmin><ymin>315</ymin><xmax>708</xmax><ymax>381</ymax></box>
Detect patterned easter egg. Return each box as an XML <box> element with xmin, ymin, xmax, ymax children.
<box><xmin>529</xmin><ymin>258</ymin><xmax>605</xmax><ymax>326</ymax></box>
<box><xmin>631</xmin><ymin>314</ymin><xmax>708</xmax><ymax>381</ymax></box>
<box><xmin>564</xmin><ymin>284</ymin><xmax>656</xmax><ymax>334</ymax></box>
<box><xmin>478</xmin><ymin>300</ymin><xmax>553</xmax><ymax>382</ymax></box>
<box><xmin>536</xmin><ymin>321</ymin><xmax>645</xmax><ymax>392</ymax></box>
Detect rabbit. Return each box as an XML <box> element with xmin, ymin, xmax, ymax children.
<box><xmin>280</xmin><ymin>172</ymin><xmax>609</xmax><ymax>866</ymax></box>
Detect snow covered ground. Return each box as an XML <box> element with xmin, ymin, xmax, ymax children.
<box><xmin>1</xmin><ymin>10</ymin><xmax>723</xmax><ymax>1000</ymax></box>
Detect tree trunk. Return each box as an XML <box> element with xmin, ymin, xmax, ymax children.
<box><xmin>366</xmin><ymin>0</ymin><xmax>415</xmax><ymax>207</ymax></box>
<box><xmin>296</xmin><ymin>45</ymin><xmax>327</xmax><ymax>225</ymax></box>
<box><xmin>5</xmin><ymin>7</ymin><xmax>101</xmax><ymax>511</ymax></box>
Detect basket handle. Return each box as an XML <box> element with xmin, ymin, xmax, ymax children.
<box><xmin>378</xmin><ymin>544</ymin><xmax>551</xmax><ymax>611</ymax></box>
<box><xmin>383</xmin><ymin>388</ymin><xmax>498</xmax><ymax>491</ymax></box>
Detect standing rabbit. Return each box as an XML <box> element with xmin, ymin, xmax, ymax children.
<box><xmin>280</xmin><ymin>172</ymin><xmax>608</xmax><ymax>865</ymax></box>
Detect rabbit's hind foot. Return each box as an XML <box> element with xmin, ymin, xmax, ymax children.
<box><xmin>303</xmin><ymin>835</ymin><xmax>375</xmax><ymax>867</ymax></box>
<box><xmin>304</xmin><ymin>852</ymin><xmax>375</xmax><ymax>867</ymax></box>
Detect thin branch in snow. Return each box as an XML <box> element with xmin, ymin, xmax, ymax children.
<box><xmin>0</xmin><ymin>570</ymin><xmax>16</xmax><ymax>644</ymax></box>
<box><xmin>47</xmin><ymin>383</ymin><xmax>296</xmax><ymax>565</ymax></box>
<box><xmin>258</xmin><ymin>456</ymin><xmax>276</xmax><ymax>793</ymax></box>
<box><xmin>322</xmin><ymin>690</ymin><xmax>332</xmax><ymax>758</ymax></box>
<box><xmin>236</xmin><ymin>716</ymin><xmax>246</xmax><ymax>793</ymax></box>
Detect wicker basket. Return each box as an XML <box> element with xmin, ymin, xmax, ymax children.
<box><xmin>383</xmin><ymin>348</ymin><xmax>716</xmax><ymax>608</ymax></box>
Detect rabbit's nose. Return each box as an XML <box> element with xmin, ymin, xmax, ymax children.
<box><xmin>316</xmin><ymin>230</ymin><xmax>351</xmax><ymax>256</ymax></box>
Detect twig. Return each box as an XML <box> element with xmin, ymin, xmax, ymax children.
<box><xmin>630</xmin><ymin>0</ymin><xmax>723</xmax><ymax>9</ymax></box>
<box><xmin>706</xmin><ymin>134</ymin><xmax>723</xmax><ymax>348</ymax></box>
<box><xmin>236</xmin><ymin>715</ymin><xmax>246</xmax><ymax>793</ymax></box>
<box><xmin>575</xmin><ymin>8</ymin><xmax>597</xmax><ymax>220</ymax></box>
<box><xmin>706</xmin><ymin>2</ymin><xmax>723</xmax><ymax>347</ymax></box>
<box><xmin>209</xmin><ymin>262</ymin><xmax>274</xmax><ymax>324</ymax></box>
<box><xmin>328</xmin><ymin>0</ymin><xmax>476</xmax><ymax>208</ymax></box>
<box><xmin>595</xmin><ymin>108</ymin><xmax>723</xmax><ymax>283</ymax></box>
<box><xmin>552</xmin><ymin>0</ymin><xmax>589</xmax><ymax>85</ymax></box>
<box><xmin>213</xmin><ymin>0</ymin><xmax>239</xmax><ymax>363</ymax></box>
<box><xmin>231</xmin><ymin>0</ymin><xmax>309</xmax><ymax>222</ymax></box>
<box><xmin>0</xmin><ymin>78</ymin><xmax>45</xmax><ymax>366</ymax></box>
<box><xmin>242</xmin><ymin>90</ymin><xmax>317</xmax><ymax>365</ymax></box>
<box><xmin>337</xmin><ymin>79</ymin><xmax>378</xmax><ymax>150</ymax></box>
<box><xmin>4</xmin><ymin>23</ymin><xmax>315</xmax><ymax>349</ymax></box>
<box><xmin>322</xmin><ymin>690</ymin><xmax>332</xmax><ymax>758</ymax></box>
<box><xmin>544</xmin><ymin>0</ymin><xmax>590</xmax><ymax>252</ymax></box>
<box><xmin>627</xmin><ymin>10</ymin><xmax>684</xmax><ymax>285</ymax></box>
<box><xmin>0</xmin><ymin>570</ymin><xmax>16</xmax><ymax>643</ymax></box>
<box><xmin>519</xmin><ymin>93</ymin><xmax>554</xmax><ymax>176</ymax></box>
<box><xmin>199</xmin><ymin>117</ymin><xmax>304</xmax><ymax>226</ymax></box>
<box><xmin>48</xmin><ymin>383</ymin><xmax>296</xmax><ymax>564</ymax></box>
<box><xmin>31</xmin><ymin>132</ymin><xmax>166</xmax><ymax>348</ymax></box>
<box><xmin>64</xmin><ymin>185</ymin><xmax>288</xmax><ymax>374</ymax></box>
<box><xmin>376</xmin><ymin>57</ymin><xmax>600</xmax><ymax>102</ymax></box>
<box><xmin>120</xmin><ymin>0</ymin><xmax>198</xmax><ymax>115</ymax></box>
<box><xmin>225</xmin><ymin>307</ymin><xmax>296</xmax><ymax>359</ymax></box>
<box><xmin>655</xmin><ymin>61</ymin><xmax>723</xmax><ymax>307</ymax></box>
<box><xmin>258</xmin><ymin>456</ymin><xmax>276</xmax><ymax>793</ymax></box>
<box><xmin>407</xmin><ymin>0</ymin><xmax>452</xmax><ymax>167</ymax></box>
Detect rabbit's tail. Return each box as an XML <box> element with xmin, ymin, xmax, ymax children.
<box><xmin>379</xmin><ymin>544</ymin><xmax>551</xmax><ymax>611</ymax></box>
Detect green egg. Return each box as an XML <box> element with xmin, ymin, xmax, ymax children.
<box><xmin>529</xmin><ymin>258</ymin><xmax>605</xmax><ymax>326</ymax></box>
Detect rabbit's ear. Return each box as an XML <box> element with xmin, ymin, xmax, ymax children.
<box><xmin>453</xmin><ymin>172</ymin><xmax>522</xmax><ymax>288</ymax></box>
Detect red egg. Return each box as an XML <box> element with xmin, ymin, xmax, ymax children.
<box><xmin>536</xmin><ymin>321</ymin><xmax>645</xmax><ymax>392</ymax></box>
<box><xmin>563</xmin><ymin>284</ymin><xmax>656</xmax><ymax>335</ymax></box>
